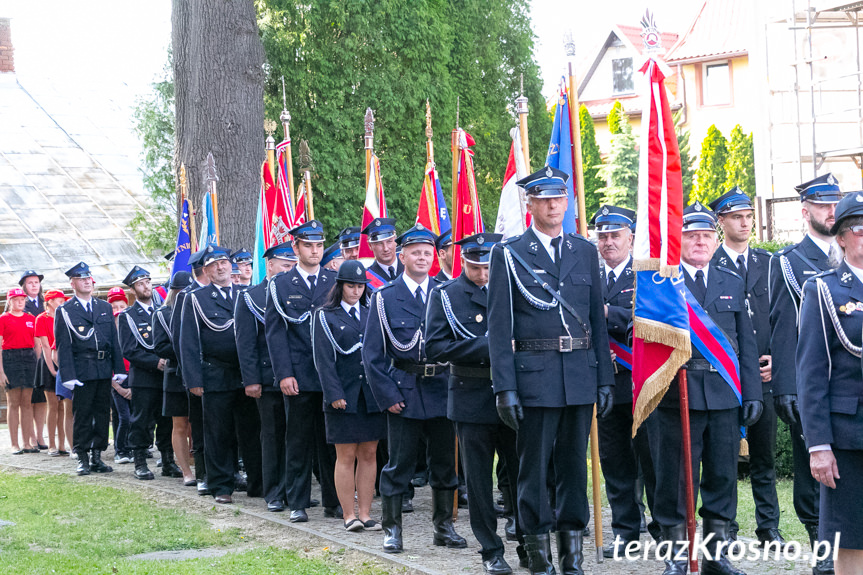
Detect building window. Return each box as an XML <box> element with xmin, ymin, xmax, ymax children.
<box><xmin>702</xmin><ymin>61</ymin><xmax>731</xmax><ymax>106</ymax></box>
<box><xmin>612</xmin><ymin>57</ymin><xmax>634</xmax><ymax>95</ymax></box>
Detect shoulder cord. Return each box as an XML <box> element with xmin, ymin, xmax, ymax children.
<box><xmin>243</xmin><ymin>291</ymin><xmax>266</xmax><ymax>324</ymax></box>
<box><xmin>780</xmin><ymin>255</ymin><xmax>802</xmax><ymax>298</ymax></box>
<box><xmin>815</xmin><ymin>277</ymin><xmax>862</xmax><ymax>358</ymax></box>
<box><xmin>268</xmin><ymin>279</ymin><xmax>311</xmax><ymax>324</ymax></box>
<box><xmin>377</xmin><ymin>289</ymin><xmax>422</xmax><ymax>352</ymax></box>
<box><xmin>156</xmin><ymin>308</ymin><xmax>173</xmax><ymax>344</ymax></box>
<box><xmin>124</xmin><ymin>311</ymin><xmax>155</xmax><ymax>350</ymax></box>
<box><xmin>190</xmin><ymin>293</ymin><xmax>234</xmax><ymax>332</ymax></box>
<box><xmin>503</xmin><ymin>247</ymin><xmax>558</xmax><ymax>311</ymax></box>
<box><xmin>59</xmin><ymin>306</ymin><xmax>95</xmax><ymax>342</ymax></box>
<box><xmin>318</xmin><ymin>310</ymin><xmax>363</xmax><ymax>355</ymax></box>
<box><xmin>440</xmin><ymin>290</ymin><xmax>479</xmax><ymax>339</ymax></box>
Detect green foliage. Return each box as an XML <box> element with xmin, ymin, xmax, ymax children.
<box><xmin>750</xmin><ymin>238</ymin><xmax>793</xmax><ymax>253</ymax></box>
<box><xmin>774</xmin><ymin>420</ymin><xmax>794</xmax><ymax>479</ymax></box>
<box><xmin>257</xmin><ymin>0</ymin><xmax>551</xmax><ymax>236</ymax></box>
<box><xmin>607</xmin><ymin>100</ymin><xmax>624</xmax><ymax>135</ymax></box>
<box><xmin>130</xmin><ymin>51</ymin><xmax>178</xmax><ymax>259</ymax></box>
<box><xmin>724</xmin><ymin>124</ymin><xmax>756</xmax><ymax>197</ymax></box>
<box><xmin>673</xmin><ymin>110</ymin><xmax>695</xmax><ymax>204</ymax></box>
<box><xmin>693</xmin><ymin>124</ymin><xmax>729</xmax><ymax>205</ymax></box>
<box><xmin>579</xmin><ymin>104</ymin><xmax>603</xmax><ymax>218</ymax></box>
<box><xmin>595</xmin><ymin>114</ymin><xmax>638</xmax><ymax>209</ymax></box>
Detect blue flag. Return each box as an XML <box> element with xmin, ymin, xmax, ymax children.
<box><xmin>545</xmin><ymin>87</ymin><xmax>578</xmax><ymax>234</ymax></box>
<box><xmin>171</xmin><ymin>198</ymin><xmax>193</xmax><ymax>278</ymax></box>
<box><xmin>252</xmin><ymin>195</ymin><xmax>266</xmax><ymax>285</ymax></box>
<box><xmin>199</xmin><ymin>191</ymin><xmax>218</xmax><ymax>247</ymax></box>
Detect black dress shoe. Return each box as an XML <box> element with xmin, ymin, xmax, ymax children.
<box><xmin>290</xmin><ymin>509</ymin><xmax>308</xmax><ymax>523</ymax></box>
<box><xmin>324</xmin><ymin>505</ymin><xmax>343</xmax><ymax>518</ymax></box>
<box><xmin>215</xmin><ymin>494</ymin><xmax>233</xmax><ymax>504</ymax></box>
<box><xmin>504</xmin><ymin>516</ymin><xmax>517</xmax><ymax>541</ymax></box>
<box><xmin>309</xmin><ymin>499</ymin><xmax>320</xmax><ymax>507</ymax></box>
<box><xmin>603</xmin><ymin>538</ymin><xmax>637</xmax><ymax>559</ymax></box>
<box><xmin>234</xmin><ymin>472</ymin><xmax>248</xmax><ymax>492</ymax></box>
<box><xmin>197</xmin><ymin>480</ymin><xmax>211</xmax><ymax>496</ymax></box>
<box><xmin>267</xmin><ymin>501</ymin><xmax>286</xmax><ymax>513</ymax></box>
<box><xmin>457</xmin><ymin>491</ymin><xmax>468</xmax><ymax>508</ymax></box>
<box><xmin>482</xmin><ymin>555</ymin><xmax>513</xmax><ymax>575</ymax></box>
<box><xmin>402</xmin><ymin>498</ymin><xmax>414</xmax><ymax>513</ymax></box>
<box><xmin>757</xmin><ymin>528</ymin><xmax>787</xmax><ymax>549</ymax></box>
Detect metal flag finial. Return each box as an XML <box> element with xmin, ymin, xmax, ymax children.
<box><xmin>365</xmin><ymin>108</ymin><xmax>375</xmax><ymax>136</ymax></box>
<box><xmin>516</xmin><ymin>73</ymin><xmax>528</xmax><ymax>115</ymax></box>
<box><xmin>179</xmin><ymin>163</ymin><xmax>187</xmax><ymax>196</ymax></box>
<box><xmin>264</xmin><ymin>119</ymin><xmax>277</xmax><ymax>137</ymax></box>
<box><xmin>641</xmin><ymin>10</ymin><xmax>662</xmax><ymax>56</ymax></box>
<box><xmin>455</xmin><ymin>95</ymin><xmax>460</xmax><ymax>129</ymax></box>
<box><xmin>425</xmin><ymin>99</ymin><xmax>433</xmax><ymax>140</ymax></box>
<box><xmin>203</xmin><ymin>152</ymin><xmax>219</xmax><ymax>183</ymax></box>
<box><xmin>280</xmin><ymin>76</ymin><xmax>291</xmax><ymax>124</ymax></box>
<box><xmin>563</xmin><ymin>29</ymin><xmax>576</xmax><ymax>57</ymax></box>
<box><xmin>299</xmin><ymin>140</ymin><xmax>314</xmax><ymax>173</ymax></box>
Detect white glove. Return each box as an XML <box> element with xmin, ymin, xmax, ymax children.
<box><xmin>112</xmin><ymin>374</ymin><xmax>128</xmax><ymax>384</ymax></box>
<box><xmin>62</xmin><ymin>379</ymin><xmax>84</xmax><ymax>390</ymax></box>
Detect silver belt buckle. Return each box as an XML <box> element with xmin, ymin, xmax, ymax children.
<box><xmin>97</xmin><ymin>351</ymin><xmax>106</xmax><ymax>360</ymax></box>
<box><xmin>424</xmin><ymin>364</ymin><xmax>435</xmax><ymax>377</ymax></box>
<box><xmin>559</xmin><ymin>336</ymin><xmax>573</xmax><ymax>352</ymax></box>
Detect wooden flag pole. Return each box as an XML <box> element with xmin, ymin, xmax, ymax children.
<box><xmin>180</xmin><ymin>164</ymin><xmax>198</xmax><ymax>252</ymax></box>
<box><xmin>365</xmin><ymin>108</ymin><xmax>374</xmax><ymax>191</ymax></box>
<box><xmin>679</xmin><ymin>368</ymin><xmax>699</xmax><ymax>574</ymax></box>
<box><xmin>280</xmin><ymin>78</ymin><xmax>296</xmax><ymax>208</ymax></box>
<box><xmin>516</xmin><ymin>74</ymin><xmax>531</xmax><ymax>173</ymax></box>
<box><xmin>451</xmin><ymin>96</ymin><xmax>460</xmax><ymax>238</ymax></box>
<box><xmin>299</xmin><ymin>140</ymin><xmax>314</xmax><ymax>221</ymax></box>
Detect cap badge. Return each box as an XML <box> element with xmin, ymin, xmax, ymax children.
<box><xmin>477</xmin><ymin>236</ymin><xmax>484</xmax><ymax>245</ymax></box>
<box><xmin>207</xmin><ymin>246</ymin><xmax>213</xmax><ymax>253</ymax></box>
<box><xmin>694</xmin><ymin>203</ymin><xmax>702</xmax><ymax>211</ymax></box>
<box><xmin>546</xmin><ymin>167</ymin><xmax>553</xmax><ymax>177</ymax></box>
<box><xmin>856</xmin><ymin>194</ymin><xmax>863</xmax><ymax>203</ymax></box>
<box><xmin>417</xmin><ymin>223</ymin><xmax>424</xmax><ymax>231</ymax></box>
<box><xmin>375</xmin><ymin>219</ymin><xmax>381</xmax><ymax>226</ymax></box>
<box><xmin>602</xmin><ymin>207</ymin><xmax>609</xmax><ymax>215</ymax></box>
<box><xmin>356</xmin><ymin>267</ymin><xmax>362</xmax><ymax>276</ymax></box>
<box><xmin>828</xmin><ymin>174</ymin><xmax>838</xmax><ymax>185</ymax></box>
<box><xmin>311</xmin><ymin>221</ymin><xmax>317</xmax><ymax>228</ymax></box>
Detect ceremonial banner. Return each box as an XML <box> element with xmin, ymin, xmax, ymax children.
<box><xmin>416</xmin><ymin>162</ymin><xmax>452</xmax><ymax>276</ymax></box>
<box><xmin>275</xmin><ymin>139</ymin><xmax>297</xmax><ymax>227</ymax></box>
<box><xmin>452</xmin><ymin>129</ymin><xmax>484</xmax><ymax>277</ymax></box>
<box><xmin>631</xmin><ymin>58</ymin><xmax>690</xmax><ymax>435</ymax></box>
<box><xmin>545</xmin><ymin>86</ymin><xmax>579</xmax><ymax>235</ymax></box>
<box><xmin>198</xmin><ymin>190</ymin><xmax>218</xmax><ymax>247</ymax></box>
<box><xmin>359</xmin><ymin>153</ymin><xmax>388</xmax><ymax>259</ymax></box>
<box><xmin>294</xmin><ymin>181</ymin><xmax>308</xmax><ymax>227</ymax></box>
<box><xmin>495</xmin><ymin>127</ymin><xmax>530</xmax><ymax>240</ymax></box>
<box><xmin>171</xmin><ymin>197</ymin><xmax>193</xmax><ymax>278</ymax></box>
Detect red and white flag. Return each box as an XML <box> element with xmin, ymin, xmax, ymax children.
<box><xmin>293</xmin><ymin>181</ymin><xmax>307</xmax><ymax>228</ymax></box>
<box><xmin>359</xmin><ymin>153</ymin><xmax>388</xmax><ymax>259</ymax></box>
<box><xmin>495</xmin><ymin>127</ymin><xmax>530</xmax><ymax>239</ymax></box>
<box><xmin>452</xmin><ymin>129</ymin><xmax>484</xmax><ymax>277</ymax></box>
<box><xmin>261</xmin><ymin>161</ymin><xmax>293</xmax><ymax>247</ymax></box>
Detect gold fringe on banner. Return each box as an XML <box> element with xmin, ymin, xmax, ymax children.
<box><xmin>632</xmin><ymin>258</ymin><xmax>681</xmax><ymax>278</ymax></box>
<box><xmin>739</xmin><ymin>438</ymin><xmax>749</xmax><ymax>457</ymax></box>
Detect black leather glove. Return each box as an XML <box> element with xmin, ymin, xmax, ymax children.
<box><xmin>774</xmin><ymin>394</ymin><xmax>799</xmax><ymax>427</ymax></box>
<box><xmin>496</xmin><ymin>391</ymin><xmax>523</xmax><ymax>432</ymax></box>
<box><xmin>742</xmin><ymin>400</ymin><xmax>764</xmax><ymax>427</ymax></box>
<box><xmin>597</xmin><ymin>386</ymin><xmax>614</xmax><ymax>419</ymax></box>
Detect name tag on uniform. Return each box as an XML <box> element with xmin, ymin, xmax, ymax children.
<box><xmin>287</xmin><ymin>294</ymin><xmax>303</xmax><ymax>299</ymax></box>
<box><xmin>533</xmin><ymin>269</ymin><xmax>547</xmax><ymax>274</ymax></box>
<box><xmin>620</xmin><ymin>289</ymin><xmax>634</xmax><ymax>294</ymax></box>
<box><xmin>720</xmin><ymin>296</ymin><xmax>733</xmax><ymax>300</ymax></box>
<box><xmin>803</xmin><ymin>270</ymin><xmax>818</xmax><ymax>275</ymax></box>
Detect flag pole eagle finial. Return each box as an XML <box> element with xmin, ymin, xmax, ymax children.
<box><xmin>203</xmin><ymin>152</ymin><xmax>219</xmax><ymax>183</ymax></box>
<box><xmin>365</xmin><ymin>108</ymin><xmax>375</xmax><ymax>136</ymax></box>
<box><xmin>641</xmin><ymin>10</ymin><xmax>662</xmax><ymax>56</ymax></box>
<box><xmin>299</xmin><ymin>140</ymin><xmax>313</xmax><ymax>174</ymax></box>
<box><xmin>563</xmin><ymin>29</ymin><xmax>576</xmax><ymax>58</ymax></box>
<box><xmin>425</xmin><ymin>99</ymin><xmax>433</xmax><ymax>140</ymax></box>
<box><xmin>179</xmin><ymin>163</ymin><xmax>187</xmax><ymax>198</ymax></box>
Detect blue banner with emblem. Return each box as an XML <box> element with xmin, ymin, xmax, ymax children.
<box><xmin>171</xmin><ymin>198</ymin><xmax>193</xmax><ymax>278</ymax></box>
<box><xmin>545</xmin><ymin>84</ymin><xmax>578</xmax><ymax>235</ymax></box>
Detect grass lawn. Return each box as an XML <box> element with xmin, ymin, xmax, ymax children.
<box><xmin>0</xmin><ymin>471</ymin><xmax>390</xmax><ymax>575</ymax></box>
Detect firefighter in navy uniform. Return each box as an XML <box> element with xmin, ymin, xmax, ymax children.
<box><xmin>654</xmin><ymin>203</ymin><xmax>762</xmax><ymax>575</ymax></box>
<box><xmin>179</xmin><ymin>245</ymin><xmax>263</xmax><ymax>504</ymax></box>
<box><xmin>362</xmin><ymin>218</ymin><xmax>404</xmax><ymax>286</ymax></box>
<box><xmin>797</xmin><ymin>191</ymin><xmax>863</xmax><ymax>572</ymax></box>
<box><xmin>235</xmin><ymin>242</ymin><xmax>297</xmax><ymax>513</ymax></box>
<box><xmin>264</xmin><ymin>221</ymin><xmax>339</xmax><ymax>523</ymax></box>
<box><xmin>231</xmin><ymin>249</ymin><xmax>254</xmax><ymax>287</ymax></box>
<box><xmin>434</xmin><ymin>229</ymin><xmax>454</xmax><ymax>282</ymax></box>
<box><xmin>768</xmin><ymin>173</ymin><xmax>841</xmax><ymax>575</ymax></box>
<box><xmin>487</xmin><ymin>167</ymin><xmax>615</xmax><ymax>575</ymax></box>
<box><xmin>425</xmin><ymin>232</ymin><xmax>525</xmax><ymax>575</ymax></box>
<box><xmin>55</xmin><ymin>262</ymin><xmax>126</xmax><ymax>475</ymax></box>
<box><xmin>590</xmin><ymin>205</ymin><xmax>659</xmax><ymax>557</ymax></box>
<box><xmin>117</xmin><ymin>266</ymin><xmax>179</xmax><ymax>481</ymax></box>
<box><xmin>338</xmin><ymin>226</ymin><xmax>362</xmax><ymax>261</ymax></box>
<box><xmin>363</xmin><ymin>224</ymin><xmax>466</xmax><ymax>554</ymax></box>
<box><xmin>708</xmin><ymin>188</ymin><xmax>785</xmax><ymax>547</ymax></box>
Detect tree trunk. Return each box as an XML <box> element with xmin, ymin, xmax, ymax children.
<box><xmin>172</xmin><ymin>0</ymin><xmax>264</xmax><ymax>251</ymax></box>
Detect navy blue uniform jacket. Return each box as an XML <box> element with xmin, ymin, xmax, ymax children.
<box><xmin>55</xmin><ymin>297</ymin><xmax>124</xmax><ymax>382</ymax></box>
<box><xmin>362</xmin><ymin>275</ymin><xmax>448</xmax><ymax>420</ymax></box>
<box><xmin>118</xmin><ymin>301</ymin><xmax>162</xmax><ymax>389</ymax></box>
<box><xmin>487</xmin><ymin>229</ymin><xmax>614</xmax><ymax>407</ymax></box>
<box><xmin>234</xmin><ymin>280</ymin><xmax>276</xmax><ymax>391</ymax></box>
<box><xmin>264</xmin><ymin>267</ymin><xmax>336</xmax><ymax>391</ymax></box>
<box><xmin>178</xmin><ymin>284</ymin><xmax>241</xmax><ymax>393</ymax></box>
<box><xmin>600</xmin><ymin>257</ymin><xmax>635</xmax><ymax>405</ymax></box>
<box><xmin>712</xmin><ymin>246</ymin><xmax>772</xmax><ymax>357</ymax></box>
<box><xmin>313</xmin><ymin>304</ymin><xmax>380</xmax><ymax>414</ymax></box>
<box><xmin>425</xmin><ymin>274</ymin><xmax>497</xmax><ymax>425</ymax></box>
<box><xmin>797</xmin><ymin>263</ymin><xmax>863</xmax><ymax>451</ymax></box>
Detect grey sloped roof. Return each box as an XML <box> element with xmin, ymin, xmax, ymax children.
<box><xmin>0</xmin><ymin>73</ymin><xmax>161</xmax><ymax>290</ymax></box>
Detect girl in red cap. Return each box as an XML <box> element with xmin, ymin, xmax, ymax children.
<box><xmin>0</xmin><ymin>288</ymin><xmax>38</xmax><ymax>454</ymax></box>
<box><xmin>35</xmin><ymin>290</ymin><xmax>71</xmax><ymax>456</ymax></box>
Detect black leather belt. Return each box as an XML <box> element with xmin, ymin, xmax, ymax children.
<box><xmin>391</xmin><ymin>360</ymin><xmax>447</xmax><ymax>377</ymax></box>
<box><xmin>203</xmin><ymin>356</ymin><xmax>239</xmax><ymax>371</ymax></box>
<box><xmin>513</xmin><ymin>337</ymin><xmax>590</xmax><ymax>353</ymax></box>
<box><xmin>449</xmin><ymin>364</ymin><xmax>491</xmax><ymax>379</ymax></box>
<box><xmin>80</xmin><ymin>350</ymin><xmax>110</xmax><ymax>360</ymax></box>
<box><xmin>685</xmin><ymin>359</ymin><xmax>717</xmax><ymax>372</ymax></box>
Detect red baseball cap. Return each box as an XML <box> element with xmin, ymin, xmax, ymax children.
<box><xmin>44</xmin><ymin>290</ymin><xmax>69</xmax><ymax>302</ymax></box>
<box><xmin>7</xmin><ymin>288</ymin><xmax>26</xmax><ymax>299</ymax></box>
<box><xmin>107</xmin><ymin>287</ymin><xmax>128</xmax><ymax>304</ymax></box>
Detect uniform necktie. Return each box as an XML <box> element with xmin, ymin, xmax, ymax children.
<box><xmin>85</xmin><ymin>301</ymin><xmax>91</xmax><ymax>315</ymax></box>
<box><xmin>551</xmin><ymin>236</ymin><xmax>562</xmax><ymax>268</ymax></box>
<box><xmin>388</xmin><ymin>266</ymin><xmax>395</xmax><ymax>280</ymax></box>
<box><xmin>414</xmin><ymin>286</ymin><xmax>424</xmax><ymax>306</ymax></box>
<box><xmin>308</xmin><ymin>275</ymin><xmax>317</xmax><ymax>291</ymax></box>
<box><xmin>221</xmin><ymin>286</ymin><xmax>232</xmax><ymax>301</ymax></box>
<box><xmin>481</xmin><ymin>285</ymin><xmax>488</xmax><ymax>294</ymax></box>
<box><xmin>693</xmin><ymin>270</ymin><xmax>707</xmax><ymax>304</ymax></box>
<box><xmin>349</xmin><ymin>307</ymin><xmax>359</xmax><ymax>323</ymax></box>
<box><xmin>607</xmin><ymin>270</ymin><xmax>616</xmax><ymax>292</ymax></box>
<box><xmin>736</xmin><ymin>255</ymin><xmax>747</xmax><ymax>283</ymax></box>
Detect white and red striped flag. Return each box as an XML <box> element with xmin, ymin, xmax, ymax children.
<box><xmin>494</xmin><ymin>127</ymin><xmax>530</xmax><ymax>240</ymax></box>
<box><xmin>359</xmin><ymin>153</ymin><xmax>388</xmax><ymax>259</ymax></box>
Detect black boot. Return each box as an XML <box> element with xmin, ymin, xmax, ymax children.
<box><xmin>557</xmin><ymin>530</ymin><xmax>584</xmax><ymax>575</ymax></box>
<box><xmin>161</xmin><ymin>449</ymin><xmax>183</xmax><ymax>478</ymax></box>
<box><xmin>431</xmin><ymin>489</ymin><xmax>467</xmax><ymax>548</ymax></box>
<box><xmin>381</xmin><ymin>494</ymin><xmax>403</xmax><ymax>553</ymax></box>
<box><xmin>806</xmin><ymin>524</ymin><xmax>835</xmax><ymax>575</ymax></box>
<box><xmin>524</xmin><ymin>533</ymin><xmax>556</xmax><ymax>575</ymax></box>
<box><xmin>193</xmin><ymin>451</ymin><xmax>210</xmax><ymax>496</ymax></box>
<box><xmin>702</xmin><ymin>519</ymin><xmax>746</xmax><ymax>575</ymax></box>
<box><xmin>134</xmin><ymin>449</ymin><xmax>154</xmax><ymax>480</ymax></box>
<box><xmin>76</xmin><ymin>453</ymin><xmax>90</xmax><ymax>476</ymax></box>
<box><xmin>516</xmin><ymin>544</ymin><xmax>530</xmax><ymax>569</ymax></box>
<box><xmin>89</xmin><ymin>450</ymin><xmax>113</xmax><ymax>473</ymax></box>
<box><xmin>660</xmin><ymin>524</ymin><xmax>688</xmax><ymax>575</ymax></box>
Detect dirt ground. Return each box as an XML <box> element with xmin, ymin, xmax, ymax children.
<box><xmin>0</xmin><ymin>429</ymin><xmax>816</xmax><ymax>575</ymax></box>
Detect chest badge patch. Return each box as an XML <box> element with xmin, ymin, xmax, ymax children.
<box><xmin>475</xmin><ymin>314</ymin><xmax>483</xmax><ymax>322</ymax></box>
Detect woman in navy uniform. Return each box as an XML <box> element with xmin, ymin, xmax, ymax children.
<box><xmin>797</xmin><ymin>191</ymin><xmax>863</xmax><ymax>573</ymax></box>
<box><xmin>152</xmin><ymin>271</ymin><xmax>195</xmax><ymax>486</ymax></box>
<box><xmin>313</xmin><ymin>260</ymin><xmax>386</xmax><ymax>532</ymax></box>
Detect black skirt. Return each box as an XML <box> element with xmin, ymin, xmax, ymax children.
<box><xmin>3</xmin><ymin>348</ymin><xmax>36</xmax><ymax>390</ymax></box>
<box><xmin>163</xmin><ymin>390</ymin><xmax>190</xmax><ymax>418</ymax></box>
<box><xmin>820</xmin><ymin>448</ymin><xmax>863</xmax><ymax>549</ymax></box>
<box><xmin>34</xmin><ymin>355</ymin><xmax>55</xmax><ymax>390</ymax></box>
<box><xmin>325</xmin><ymin>390</ymin><xmax>386</xmax><ymax>445</ymax></box>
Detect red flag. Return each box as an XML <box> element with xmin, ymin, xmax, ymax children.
<box><xmin>416</xmin><ymin>162</ymin><xmax>452</xmax><ymax>276</ymax></box>
<box><xmin>494</xmin><ymin>127</ymin><xmax>530</xmax><ymax>239</ymax></box>
<box><xmin>261</xmin><ymin>161</ymin><xmax>293</xmax><ymax>247</ymax></box>
<box><xmin>359</xmin><ymin>154</ymin><xmax>388</xmax><ymax>258</ymax></box>
<box><xmin>452</xmin><ymin>129</ymin><xmax>484</xmax><ymax>277</ymax></box>
<box><xmin>293</xmin><ymin>181</ymin><xmax>308</xmax><ymax>227</ymax></box>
